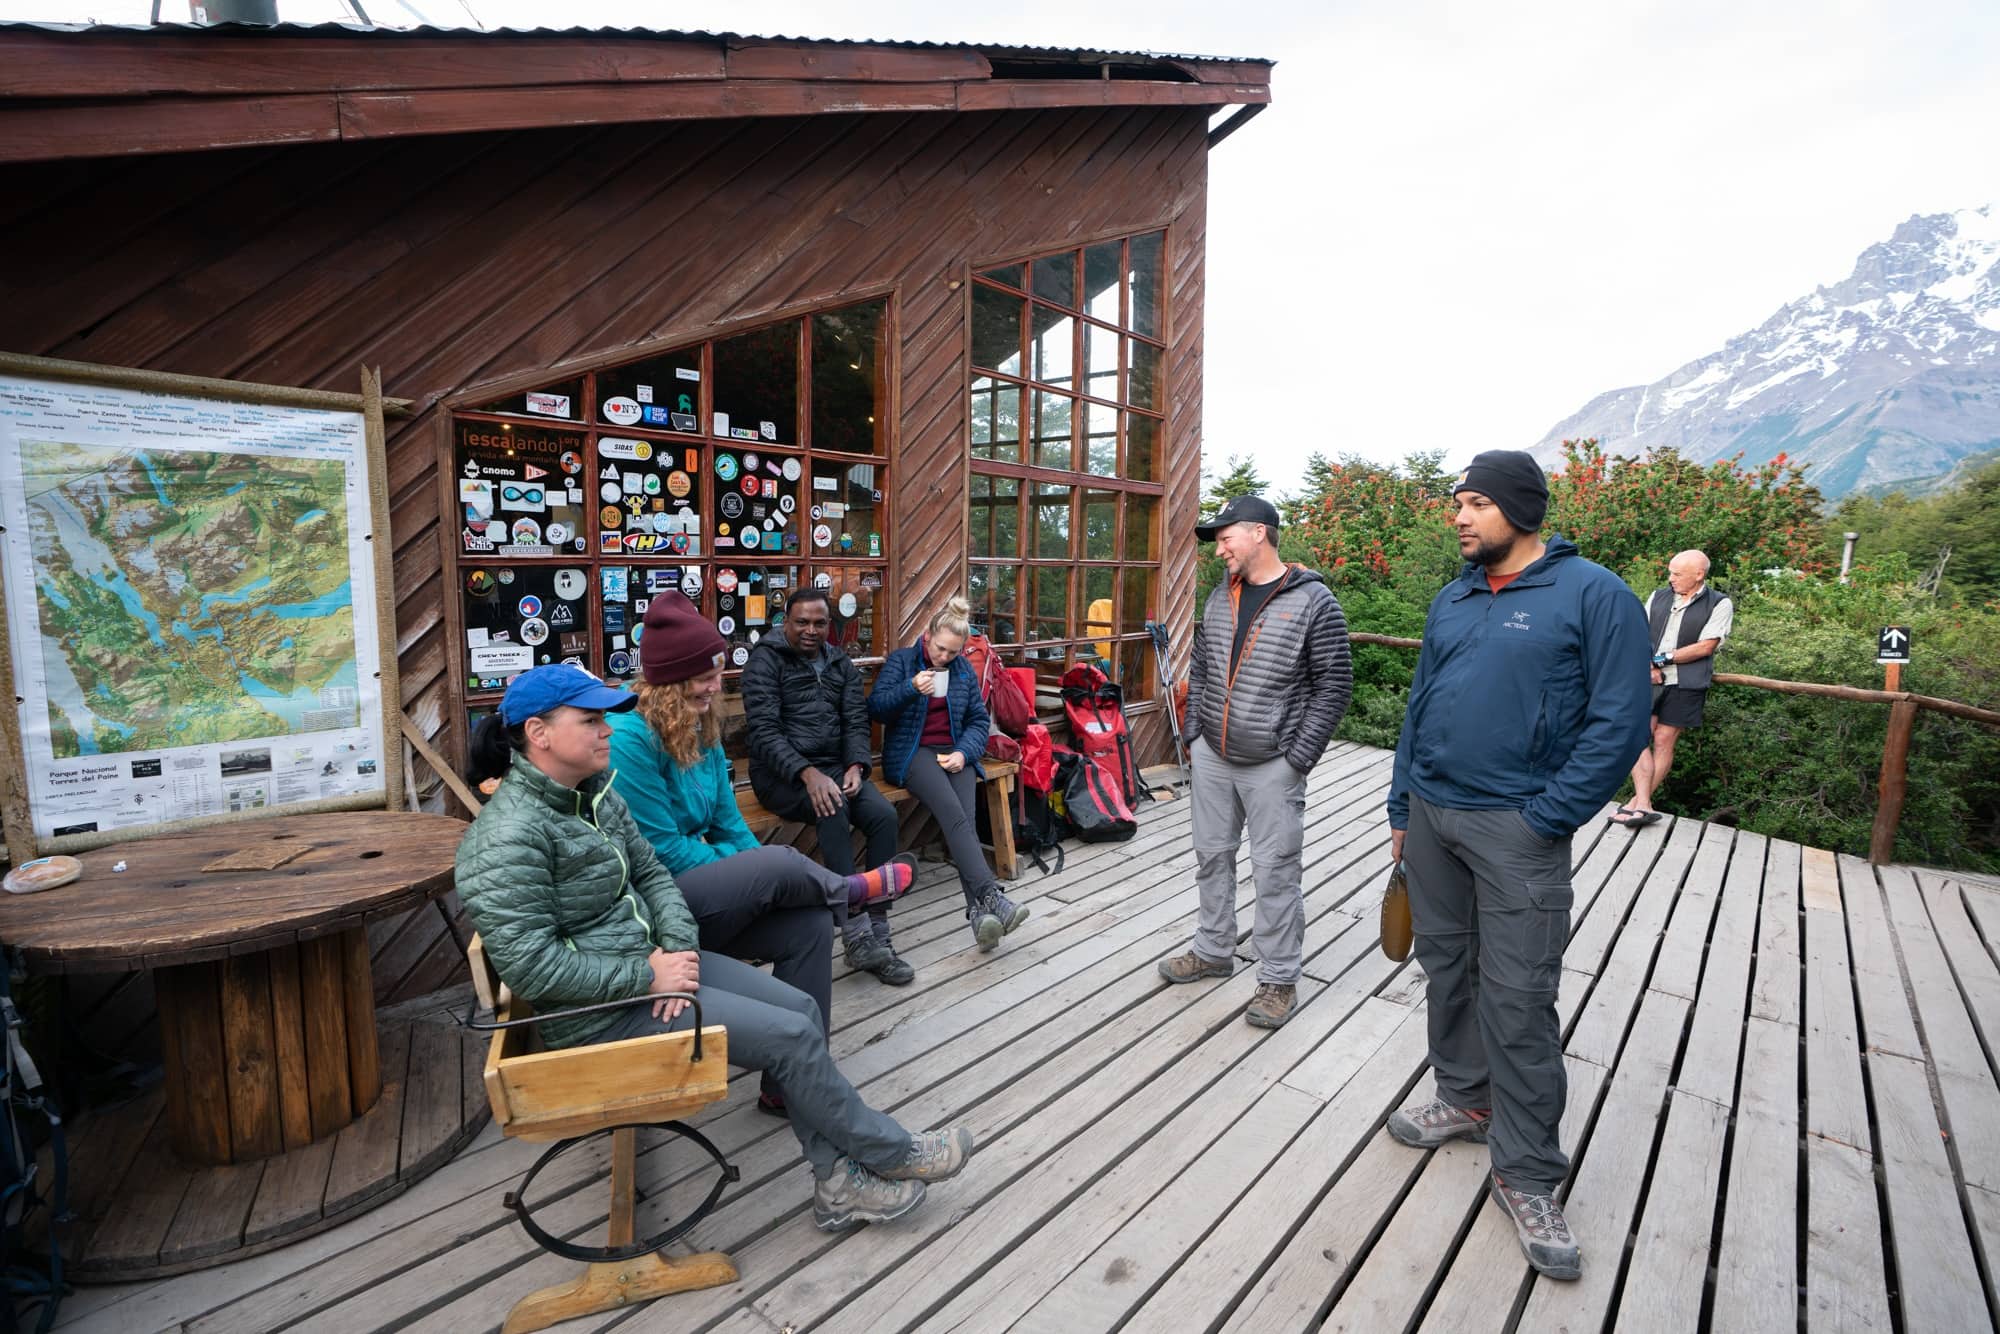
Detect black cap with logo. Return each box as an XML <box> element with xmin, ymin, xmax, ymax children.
<box><xmin>1194</xmin><ymin>494</ymin><xmax>1282</xmax><ymax>542</ymax></box>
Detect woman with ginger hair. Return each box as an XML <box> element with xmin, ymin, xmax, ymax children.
<box><xmin>607</xmin><ymin>595</ymin><xmax>915</xmax><ymax>1116</ymax></box>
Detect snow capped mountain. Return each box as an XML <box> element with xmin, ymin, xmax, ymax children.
<box><xmin>1532</xmin><ymin>206</ymin><xmax>2000</xmax><ymax>497</ymax></box>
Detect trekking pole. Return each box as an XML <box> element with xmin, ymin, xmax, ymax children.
<box><xmin>1145</xmin><ymin>621</ymin><xmax>1191</xmax><ymax>787</ymax></box>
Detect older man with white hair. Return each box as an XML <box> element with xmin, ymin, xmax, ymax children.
<box><xmin>1611</xmin><ymin>549</ymin><xmax>1732</xmax><ymax>827</ymax></box>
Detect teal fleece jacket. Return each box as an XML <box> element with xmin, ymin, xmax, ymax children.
<box><xmin>606</xmin><ymin>710</ymin><xmax>760</xmax><ymax>875</ymax></box>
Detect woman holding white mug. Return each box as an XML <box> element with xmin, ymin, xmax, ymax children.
<box><xmin>867</xmin><ymin>596</ymin><xmax>1029</xmax><ymax>950</ymax></box>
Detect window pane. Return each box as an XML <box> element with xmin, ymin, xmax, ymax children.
<box><xmin>1085</xmin><ymin>402</ymin><xmax>1117</xmax><ymax>474</ymax></box>
<box><xmin>1028</xmin><ymin>565</ymin><xmax>1072</xmax><ymax>643</ymax></box>
<box><xmin>1128</xmin><ymin>339</ymin><xmax>1162</xmax><ymax>411</ymax></box>
<box><xmin>1082</xmin><ymin>489</ymin><xmax>1117</xmax><ymax>560</ymax></box>
<box><xmin>454</xmin><ymin>419</ymin><xmax>589</xmax><ymax>558</ymax></box>
<box><xmin>1084</xmin><ymin>242</ymin><xmax>1122</xmax><ymax>324</ymax></box>
<box><xmin>1082</xmin><ymin>321</ymin><xmax>1119</xmax><ymax>402</ymax></box>
<box><xmin>713</xmin><ymin>322</ymin><xmax>798</xmax><ymax>445</ymax></box>
<box><xmin>1083</xmin><ymin>567</ymin><xmax>1115</xmax><ymax>657</ymax></box>
<box><xmin>971</xmin><ymin>286</ymin><xmax>1024</xmax><ymax>375</ymax></box>
<box><xmin>811</xmin><ymin>303</ymin><xmax>884</xmax><ymax>455</ymax></box>
<box><xmin>1128</xmin><ymin>231</ymin><xmax>1163</xmax><ymax>337</ymax></box>
<box><xmin>712</xmin><ymin>446</ymin><xmax>799</xmax><ymax>558</ymax></box>
<box><xmin>969</xmin><ymin>474</ymin><xmax>1019</xmax><ymax>560</ymax></box>
<box><xmin>1031</xmin><ymin>303</ymin><xmax>1074</xmax><ymax>389</ymax></box>
<box><xmin>1032</xmin><ymin>392</ymin><xmax>1072</xmax><ymax>470</ymax></box>
<box><xmin>715</xmin><ymin>564</ymin><xmax>800</xmax><ymax>669</ymax></box>
<box><xmin>968</xmin><ymin>563</ymin><xmax>1019</xmax><ymax>644</ymax></box>
<box><xmin>820</xmin><ymin>566</ymin><xmax>884</xmax><ymax>658</ymax></box>
<box><xmin>979</xmin><ymin>263</ymin><xmax>1026</xmax><ymax>289</ymax></box>
<box><xmin>1031</xmin><ymin>483</ymin><xmax>1072</xmax><ymax>559</ymax></box>
<box><xmin>1123</xmin><ymin>413</ymin><xmax>1160</xmax><ymax>482</ymax></box>
<box><xmin>1125</xmin><ymin>492</ymin><xmax>1157</xmax><ymax>562</ymax></box>
<box><xmin>1033</xmin><ymin>252</ymin><xmax>1077</xmax><ymax>307</ymax></box>
<box><xmin>1121</xmin><ymin>566</ymin><xmax>1154</xmax><ymax>635</ymax></box>
<box><xmin>472</xmin><ymin>375</ymin><xmax>585</xmax><ymax>424</ymax></box>
<box><xmin>970</xmin><ymin>377</ymin><xmax>1022</xmax><ymax>463</ymax></box>
<box><xmin>809</xmin><ymin>458</ymin><xmax>881</xmax><ymax>558</ymax></box>
<box><xmin>1118</xmin><ymin>628</ymin><xmax>1155</xmax><ymax>699</ymax></box>
<box><xmin>601</xmin><ymin>350</ymin><xmax>701</xmax><ymax>432</ymax></box>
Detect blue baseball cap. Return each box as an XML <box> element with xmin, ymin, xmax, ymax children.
<box><xmin>499</xmin><ymin>663</ymin><xmax>636</xmax><ymax>726</ymax></box>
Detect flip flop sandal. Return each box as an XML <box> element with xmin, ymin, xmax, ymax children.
<box><xmin>1607</xmin><ymin>805</ymin><xmax>1637</xmax><ymax>825</ymax></box>
<box><xmin>1632</xmin><ymin>810</ymin><xmax>1665</xmax><ymax>827</ymax></box>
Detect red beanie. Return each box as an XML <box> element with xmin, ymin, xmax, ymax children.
<box><xmin>639</xmin><ymin>594</ymin><xmax>727</xmax><ymax>684</ymax></box>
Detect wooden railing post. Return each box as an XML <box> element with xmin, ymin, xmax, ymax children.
<box><xmin>1870</xmin><ymin>697</ymin><xmax>1919</xmax><ymax>865</ymax></box>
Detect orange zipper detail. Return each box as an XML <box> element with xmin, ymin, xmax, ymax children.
<box><xmin>1217</xmin><ymin>567</ymin><xmax>1290</xmax><ymax>757</ymax></box>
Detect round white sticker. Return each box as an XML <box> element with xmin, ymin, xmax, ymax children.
<box><xmin>554</xmin><ymin>569</ymin><xmax>586</xmax><ymax>600</ymax></box>
<box><xmin>782</xmin><ymin>457</ymin><xmax>801</xmax><ymax>481</ymax></box>
<box><xmin>838</xmin><ymin>593</ymin><xmax>857</xmax><ymax>618</ymax></box>
<box><xmin>545</xmin><ymin>522</ymin><xmax>570</xmax><ymax>545</ymax></box>
<box><xmin>813</xmin><ymin>571</ymin><xmax>832</xmax><ymax>589</ymax></box>
<box><xmin>600</xmin><ymin>482</ymin><xmax>622</xmax><ymax>503</ymax></box>
<box><xmin>519</xmin><ymin>617</ymin><xmax>549</xmax><ymax>646</ymax></box>
<box><xmin>718</xmin><ymin>616</ymin><xmax>736</xmax><ymax>635</ymax></box>
<box><xmin>601</xmin><ymin>396</ymin><xmax>642</xmax><ymax>426</ymax></box>
<box><xmin>779</xmin><ymin>494</ymin><xmax>795</xmax><ymax>514</ymax></box>
<box><xmin>731</xmin><ymin>645</ymin><xmax>750</xmax><ymax>666</ymax></box>
<box><xmin>813</xmin><ymin>523</ymin><xmax>832</xmax><ymax>549</ymax></box>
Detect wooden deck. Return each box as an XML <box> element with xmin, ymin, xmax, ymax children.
<box><xmin>45</xmin><ymin>742</ymin><xmax>2000</xmax><ymax>1334</ymax></box>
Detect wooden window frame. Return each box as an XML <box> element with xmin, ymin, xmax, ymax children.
<box><xmin>964</xmin><ymin>230</ymin><xmax>1168</xmax><ymax>702</ymax></box>
<box><xmin>439</xmin><ymin>290</ymin><xmax>898</xmax><ymax>726</ymax></box>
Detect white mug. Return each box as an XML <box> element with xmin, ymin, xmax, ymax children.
<box><xmin>927</xmin><ymin>669</ymin><xmax>951</xmax><ymax>698</ymax></box>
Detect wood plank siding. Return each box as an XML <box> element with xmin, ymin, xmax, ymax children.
<box><xmin>0</xmin><ymin>103</ymin><xmax>1215</xmax><ymax>1002</ymax></box>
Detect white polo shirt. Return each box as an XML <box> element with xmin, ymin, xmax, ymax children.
<box><xmin>1655</xmin><ymin>588</ymin><xmax>1733</xmax><ymax>686</ymax></box>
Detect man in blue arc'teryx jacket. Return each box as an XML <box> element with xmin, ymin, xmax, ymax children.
<box><xmin>1384</xmin><ymin>449</ymin><xmax>1651</xmax><ymax>1284</ymax></box>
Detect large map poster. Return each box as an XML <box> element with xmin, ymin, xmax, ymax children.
<box><xmin>0</xmin><ymin>373</ymin><xmax>387</xmax><ymax>843</ymax></box>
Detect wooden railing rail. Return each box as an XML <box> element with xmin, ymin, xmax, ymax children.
<box><xmin>1347</xmin><ymin>632</ymin><xmax>2000</xmax><ymax>864</ymax></box>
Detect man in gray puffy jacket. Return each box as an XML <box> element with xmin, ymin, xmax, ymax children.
<box><xmin>1158</xmin><ymin>495</ymin><xmax>1352</xmax><ymax>1028</ymax></box>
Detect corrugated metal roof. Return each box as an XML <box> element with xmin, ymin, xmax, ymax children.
<box><xmin>0</xmin><ymin>19</ymin><xmax>1272</xmax><ymax>66</ymax></box>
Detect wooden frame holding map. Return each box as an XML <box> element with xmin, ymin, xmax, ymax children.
<box><xmin>0</xmin><ymin>354</ymin><xmax>408</xmax><ymax>857</ymax></box>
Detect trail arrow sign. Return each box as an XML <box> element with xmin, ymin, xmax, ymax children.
<box><xmin>1877</xmin><ymin>626</ymin><xmax>1912</xmax><ymax>664</ymax></box>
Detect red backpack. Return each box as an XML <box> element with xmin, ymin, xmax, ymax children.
<box><xmin>1058</xmin><ymin>662</ymin><xmax>1148</xmax><ymax>809</ymax></box>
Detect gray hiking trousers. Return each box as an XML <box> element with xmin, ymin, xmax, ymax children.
<box><xmin>1404</xmin><ymin>793</ymin><xmax>1574</xmax><ymax>1194</ymax></box>
<box><xmin>1188</xmin><ymin>736</ymin><xmax>1308</xmax><ymax>985</ymax></box>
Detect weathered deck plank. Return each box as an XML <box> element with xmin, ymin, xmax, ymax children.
<box><xmin>48</xmin><ymin>744</ymin><xmax>2000</xmax><ymax>1334</ymax></box>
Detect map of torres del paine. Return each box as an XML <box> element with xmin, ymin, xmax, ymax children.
<box><xmin>24</xmin><ymin>441</ymin><xmax>360</xmax><ymax>757</ymax></box>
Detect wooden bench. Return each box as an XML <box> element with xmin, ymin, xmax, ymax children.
<box><xmin>736</xmin><ymin>759</ymin><xmax>1020</xmax><ymax>881</ymax></box>
<box><xmin>469</xmin><ymin>934</ymin><xmax>737</xmax><ymax>1334</ymax></box>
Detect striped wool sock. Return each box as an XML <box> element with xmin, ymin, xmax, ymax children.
<box><xmin>846</xmin><ymin>853</ymin><xmax>917</xmax><ymax>910</ymax></box>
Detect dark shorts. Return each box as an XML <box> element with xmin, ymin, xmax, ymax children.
<box><xmin>1651</xmin><ymin>685</ymin><xmax>1707</xmax><ymax>730</ymax></box>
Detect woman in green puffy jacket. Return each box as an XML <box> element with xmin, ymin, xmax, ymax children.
<box><xmin>456</xmin><ymin>663</ymin><xmax>971</xmax><ymax>1232</ymax></box>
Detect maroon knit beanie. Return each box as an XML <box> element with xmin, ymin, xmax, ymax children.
<box><xmin>639</xmin><ymin>594</ymin><xmax>727</xmax><ymax>684</ymax></box>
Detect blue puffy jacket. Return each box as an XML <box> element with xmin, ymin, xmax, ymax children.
<box><xmin>1388</xmin><ymin>537</ymin><xmax>1653</xmax><ymax>840</ymax></box>
<box><xmin>867</xmin><ymin>637</ymin><xmax>990</xmax><ymax>786</ymax></box>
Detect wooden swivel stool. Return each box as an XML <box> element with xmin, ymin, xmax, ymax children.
<box><xmin>469</xmin><ymin>935</ymin><xmax>739</xmax><ymax>1334</ymax></box>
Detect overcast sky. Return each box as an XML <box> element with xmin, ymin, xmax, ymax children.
<box><xmin>14</xmin><ymin>0</ymin><xmax>2000</xmax><ymax>486</ymax></box>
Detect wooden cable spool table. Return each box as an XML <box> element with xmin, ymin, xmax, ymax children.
<box><xmin>0</xmin><ymin>810</ymin><xmax>466</xmax><ymax>1165</ymax></box>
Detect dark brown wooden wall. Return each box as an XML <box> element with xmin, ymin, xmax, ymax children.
<box><xmin>2</xmin><ymin>104</ymin><xmax>1211</xmax><ymax>1008</ymax></box>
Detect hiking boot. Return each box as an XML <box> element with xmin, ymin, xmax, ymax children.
<box><xmin>865</xmin><ymin>916</ymin><xmax>916</xmax><ymax>986</ymax></box>
<box><xmin>1387</xmin><ymin>1097</ymin><xmax>1491</xmax><ymax>1148</ymax></box>
<box><xmin>812</xmin><ymin>1158</ymin><xmax>927</xmax><ymax>1232</ymax></box>
<box><xmin>968</xmin><ymin>901</ymin><xmax>1004</xmax><ymax>951</ymax></box>
<box><xmin>1157</xmin><ymin>950</ymin><xmax>1234</xmax><ymax>985</ymax></box>
<box><xmin>1490</xmin><ymin>1173</ymin><xmax>1581</xmax><ymax>1280</ymax></box>
<box><xmin>879</xmin><ymin>1126</ymin><xmax>975</xmax><ymax>1182</ymax></box>
<box><xmin>983</xmin><ymin>887</ymin><xmax>1029</xmax><ymax>936</ymax></box>
<box><xmin>1245</xmin><ymin>982</ymin><xmax>1297</xmax><ymax>1029</ymax></box>
<box><xmin>845</xmin><ymin>930</ymin><xmax>913</xmax><ymax>985</ymax></box>
<box><xmin>756</xmin><ymin>1088</ymin><xmax>789</xmax><ymax>1119</ymax></box>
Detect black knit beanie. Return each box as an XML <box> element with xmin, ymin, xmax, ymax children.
<box><xmin>1453</xmin><ymin>450</ymin><xmax>1548</xmax><ymax>531</ymax></box>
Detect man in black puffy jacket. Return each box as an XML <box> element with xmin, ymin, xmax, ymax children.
<box><xmin>1157</xmin><ymin>495</ymin><xmax>1352</xmax><ymax>1030</ymax></box>
<box><xmin>743</xmin><ymin>587</ymin><xmax>913</xmax><ymax>984</ymax></box>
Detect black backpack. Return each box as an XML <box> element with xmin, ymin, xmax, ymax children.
<box><xmin>2</xmin><ymin>957</ymin><xmax>67</xmax><ymax>1334</ymax></box>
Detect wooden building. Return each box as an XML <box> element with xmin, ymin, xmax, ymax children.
<box><xmin>0</xmin><ymin>23</ymin><xmax>1269</xmax><ymax>1005</ymax></box>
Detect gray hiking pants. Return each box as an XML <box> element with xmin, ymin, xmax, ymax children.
<box><xmin>601</xmin><ymin>951</ymin><xmax>909</xmax><ymax>1178</ymax></box>
<box><xmin>1404</xmin><ymin>793</ymin><xmax>1574</xmax><ymax>1194</ymax></box>
<box><xmin>902</xmin><ymin>747</ymin><xmax>1001</xmax><ymax>912</ymax></box>
<box><xmin>1188</xmin><ymin>736</ymin><xmax>1308</xmax><ymax>985</ymax></box>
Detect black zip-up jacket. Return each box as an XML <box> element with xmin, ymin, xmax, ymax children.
<box><xmin>741</xmin><ymin>634</ymin><xmax>873</xmax><ymax>799</ymax></box>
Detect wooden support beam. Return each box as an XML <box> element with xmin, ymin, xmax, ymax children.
<box><xmin>1870</xmin><ymin>697</ymin><xmax>1919</xmax><ymax>864</ymax></box>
